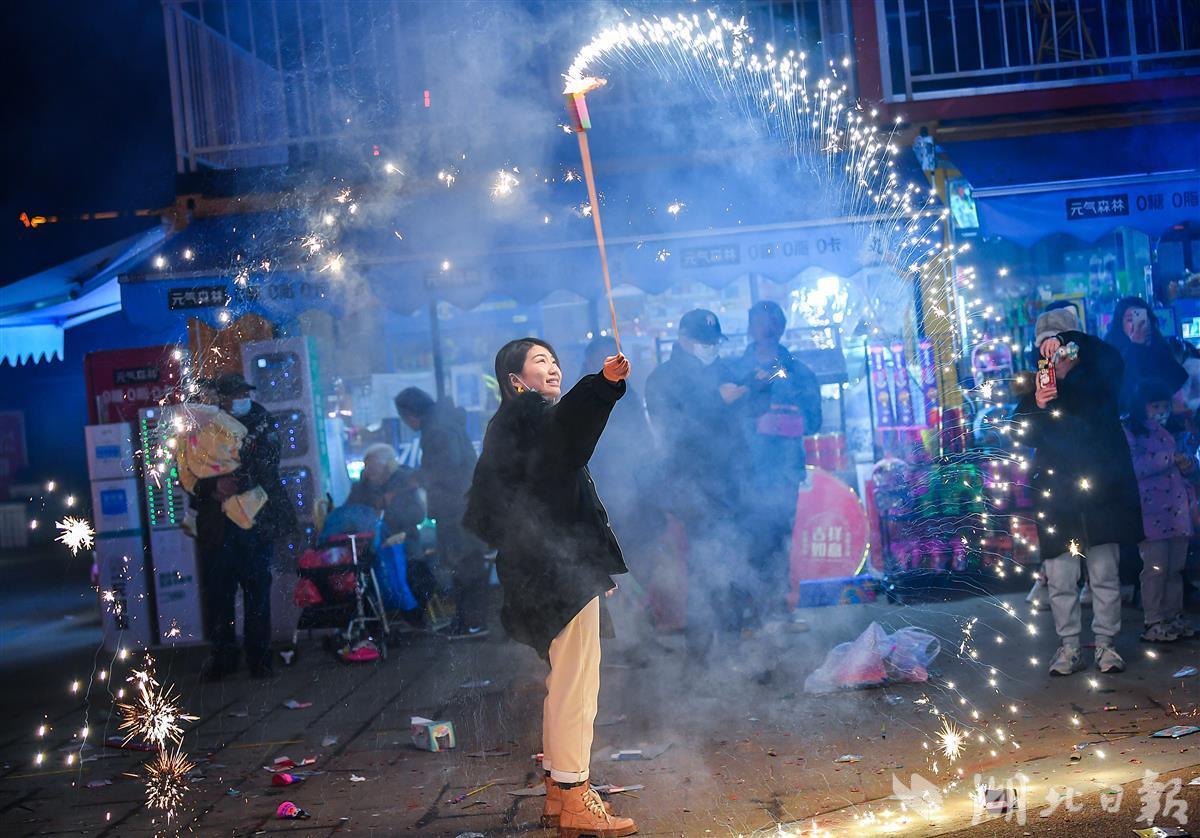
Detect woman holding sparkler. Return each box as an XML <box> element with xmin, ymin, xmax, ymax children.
<box><xmin>465</xmin><ymin>338</ymin><xmax>637</xmax><ymax>838</ymax></box>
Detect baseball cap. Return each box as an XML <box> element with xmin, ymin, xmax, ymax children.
<box><xmin>215</xmin><ymin>372</ymin><xmax>256</xmax><ymax>396</ymax></box>
<box><xmin>678</xmin><ymin>309</ymin><xmax>726</xmax><ymax>345</ymax></box>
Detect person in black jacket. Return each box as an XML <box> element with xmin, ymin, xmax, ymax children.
<box><xmin>721</xmin><ymin>301</ymin><xmax>822</xmax><ymax>622</ymax></box>
<box><xmin>194</xmin><ymin>372</ymin><xmax>296</xmax><ymax>680</ymax></box>
<box><xmin>1106</xmin><ymin>296</ymin><xmax>1188</xmax><ymax>415</ymax></box>
<box><xmin>464</xmin><ymin>338</ymin><xmax>636</xmax><ymax>838</ymax></box>
<box><xmin>1011</xmin><ymin>322</ymin><xmax>1144</xmax><ymax>677</ymax></box>
<box><xmin>395</xmin><ymin>387</ymin><xmax>490</xmax><ymax>640</ymax></box>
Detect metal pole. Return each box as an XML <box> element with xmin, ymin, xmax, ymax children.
<box><xmin>429</xmin><ymin>301</ymin><xmax>446</xmax><ymax>400</ymax></box>
<box><xmin>162</xmin><ymin>1</ymin><xmax>189</xmax><ymax>173</ymax></box>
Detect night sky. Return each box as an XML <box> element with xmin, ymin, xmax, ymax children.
<box><xmin>3</xmin><ymin>0</ymin><xmax>176</xmax><ymax>283</ymax></box>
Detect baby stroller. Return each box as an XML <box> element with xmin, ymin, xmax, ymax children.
<box><xmin>293</xmin><ymin>504</ymin><xmax>391</xmax><ymax>661</ymax></box>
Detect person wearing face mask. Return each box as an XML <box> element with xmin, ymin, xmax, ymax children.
<box><xmin>1011</xmin><ymin>310</ymin><xmax>1143</xmax><ymax>676</ymax></box>
<box><xmin>1124</xmin><ymin>380</ymin><xmax>1196</xmax><ymax>643</ymax></box>
<box><xmin>644</xmin><ymin>309</ymin><xmax>747</xmax><ymax>656</ymax></box>
<box><xmin>192</xmin><ymin>372</ymin><xmax>295</xmax><ymax>680</ymax></box>
<box><xmin>464</xmin><ymin>338</ymin><xmax>636</xmax><ymax>838</ymax></box>
<box><xmin>1105</xmin><ymin>297</ymin><xmax>1188</xmax><ymax>417</ymax></box>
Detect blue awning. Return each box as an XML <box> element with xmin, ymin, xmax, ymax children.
<box><xmin>0</xmin><ymin>225</ymin><xmax>169</xmax><ymax>364</ymax></box>
<box><xmin>944</xmin><ymin>121</ymin><xmax>1200</xmax><ymax>246</ymax></box>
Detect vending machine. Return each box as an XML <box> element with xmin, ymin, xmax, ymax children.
<box><xmin>85</xmin><ymin>424</ymin><xmax>154</xmax><ymax>653</ymax></box>
<box><xmin>242</xmin><ymin>337</ymin><xmax>335</xmax><ymax>641</ymax></box>
<box><xmin>137</xmin><ymin>406</ymin><xmax>205</xmax><ymax>646</ymax></box>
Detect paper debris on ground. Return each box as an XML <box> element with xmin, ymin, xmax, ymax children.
<box><xmin>603</xmin><ymin>743</ymin><xmax>670</xmax><ymax>761</ymax></box>
<box><xmin>350</xmin><ymin>774</ymin><xmax>367</xmax><ymax>782</ymax></box>
<box><xmin>1172</xmin><ymin>667</ymin><xmax>1198</xmax><ymax>679</ymax></box>
<box><xmin>593</xmin><ymin>783</ymin><xmax>645</xmax><ymax>794</ymax></box>
<box><xmin>1151</xmin><ymin>725</ymin><xmax>1200</xmax><ymax>739</ymax></box>
<box><xmin>410</xmin><ymin>716</ymin><xmax>457</xmax><ymax>752</ymax></box>
<box><xmin>85</xmin><ymin>779</ymin><xmax>112</xmax><ymax>789</ymax></box>
<box><xmin>596</xmin><ymin>714</ymin><xmax>628</xmax><ymax>727</ymax></box>
<box><xmin>459</xmin><ymin>680</ymin><xmax>492</xmax><ymax>689</ymax></box>
<box><xmin>321</xmin><ymin>735</ymin><xmax>338</xmax><ymax>747</ymax></box>
<box><xmin>1132</xmin><ymin>827</ymin><xmax>1190</xmax><ymax>837</ymax></box>
<box><xmin>283</xmin><ymin>699</ymin><xmax>313</xmax><ymax>710</ymax></box>
<box><xmin>507</xmin><ymin>786</ymin><xmax>547</xmax><ymax>797</ymax></box>
<box><xmin>834</xmin><ymin>754</ymin><xmax>863</xmax><ymax>764</ymax></box>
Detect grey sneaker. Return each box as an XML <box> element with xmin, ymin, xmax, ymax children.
<box><xmin>1169</xmin><ymin>617</ymin><xmax>1196</xmax><ymax>639</ymax></box>
<box><xmin>1095</xmin><ymin>644</ymin><xmax>1125</xmax><ymax>673</ymax></box>
<box><xmin>1048</xmin><ymin>645</ymin><xmax>1084</xmax><ymax>676</ymax></box>
<box><xmin>1141</xmin><ymin>622</ymin><xmax>1180</xmax><ymax>643</ymax></box>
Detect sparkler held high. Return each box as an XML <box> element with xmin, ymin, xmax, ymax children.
<box><xmin>562</xmin><ymin>75</ymin><xmax>621</xmax><ymax>353</ymax></box>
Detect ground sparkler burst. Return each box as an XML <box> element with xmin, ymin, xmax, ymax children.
<box><xmin>143</xmin><ymin>747</ymin><xmax>195</xmax><ymax>823</ymax></box>
<box><xmin>936</xmin><ymin>717</ymin><xmax>968</xmax><ymax>763</ymax></box>
<box><xmin>54</xmin><ymin>517</ymin><xmax>94</xmax><ymax>556</ymax></box>
<box><xmin>117</xmin><ymin>665</ymin><xmax>197</xmax><ymax>748</ymax></box>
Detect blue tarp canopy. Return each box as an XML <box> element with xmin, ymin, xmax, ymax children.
<box><xmin>120</xmin><ymin>153</ymin><xmax>934</xmax><ymax>328</ymax></box>
<box><xmin>944</xmin><ymin>121</ymin><xmax>1200</xmax><ymax>246</ymax></box>
<box><xmin>0</xmin><ymin>225</ymin><xmax>168</xmax><ymax>364</ymax></box>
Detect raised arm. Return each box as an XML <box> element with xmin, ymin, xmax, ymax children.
<box><xmin>549</xmin><ymin>373</ymin><xmax>626</xmax><ymax>470</ymax></box>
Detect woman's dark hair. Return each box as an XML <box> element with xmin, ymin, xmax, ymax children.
<box><xmin>1105</xmin><ymin>296</ymin><xmax>1163</xmax><ymax>348</ymax></box>
<box><xmin>394</xmin><ymin>387</ymin><xmax>435</xmax><ymax>418</ymax></box>
<box><xmin>495</xmin><ymin>337</ymin><xmax>558</xmax><ymax>402</ymax></box>
<box><xmin>1127</xmin><ymin>378</ymin><xmax>1176</xmax><ymax>435</ymax></box>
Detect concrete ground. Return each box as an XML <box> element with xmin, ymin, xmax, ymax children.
<box><xmin>4</xmin><ymin>562</ymin><xmax>1200</xmax><ymax>836</ymax></box>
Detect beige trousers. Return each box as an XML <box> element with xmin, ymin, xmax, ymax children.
<box><xmin>542</xmin><ymin>596</ymin><xmax>601</xmax><ymax>784</ymax></box>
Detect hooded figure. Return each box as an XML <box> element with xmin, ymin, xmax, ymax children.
<box><xmin>1104</xmin><ymin>296</ymin><xmax>1188</xmax><ymax>415</ymax></box>
<box><xmin>464</xmin><ymin>338</ymin><xmax>637</xmax><ymax>838</ymax></box>
<box><xmin>1012</xmin><ymin>317</ymin><xmax>1143</xmax><ymax>678</ymax></box>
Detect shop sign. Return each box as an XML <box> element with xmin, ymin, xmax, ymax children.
<box><xmin>231</xmin><ymin>280</ymin><xmax>330</xmax><ymax>303</ymax></box>
<box><xmin>789</xmin><ymin>467</ymin><xmax>869</xmax><ymax>586</ymax></box>
<box><xmin>168</xmin><ymin>285</ymin><xmax>228</xmax><ymax>309</ymax></box>
<box><xmin>680</xmin><ymin>244</ymin><xmax>740</xmax><ymax>269</ymax></box>
<box><xmin>1066</xmin><ymin>194</ymin><xmax>1128</xmax><ymax>220</ymax></box>
<box><xmin>113</xmin><ymin>366</ymin><xmax>160</xmax><ymax>386</ymax></box>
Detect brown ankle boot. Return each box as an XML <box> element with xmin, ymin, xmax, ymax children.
<box><xmin>557</xmin><ymin>783</ymin><xmax>636</xmax><ymax>838</ymax></box>
<box><xmin>542</xmin><ymin>777</ymin><xmax>612</xmax><ymax>827</ymax></box>
<box><xmin>541</xmin><ymin>776</ymin><xmax>562</xmax><ymax>827</ymax></box>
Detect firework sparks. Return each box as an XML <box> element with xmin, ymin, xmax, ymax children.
<box><xmin>666</xmin><ymin>201</ymin><xmax>685</xmax><ymax>216</ymax></box>
<box><xmin>55</xmin><ymin>517</ymin><xmax>94</xmax><ymax>555</ymax></box>
<box><xmin>655</xmin><ymin>248</ymin><xmax>671</xmax><ymax>262</ymax></box>
<box><xmin>117</xmin><ymin>666</ymin><xmax>197</xmax><ymax>748</ymax></box>
<box><xmin>437</xmin><ymin>167</ymin><xmax>458</xmax><ymax>188</ymax></box>
<box><xmin>299</xmin><ymin>234</ymin><xmax>323</xmax><ymax>255</ymax></box>
<box><xmin>144</xmin><ymin>747</ymin><xmax>195</xmax><ymax>823</ymax></box>
<box><xmin>491</xmin><ymin>168</ymin><xmax>521</xmax><ymax>199</ymax></box>
<box><xmin>936</xmin><ymin>718</ymin><xmax>967</xmax><ymax>762</ymax></box>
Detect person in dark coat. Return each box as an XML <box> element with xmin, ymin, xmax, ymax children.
<box><xmin>1105</xmin><ymin>296</ymin><xmax>1188</xmax><ymax>415</ymax></box>
<box><xmin>721</xmin><ymin>301</ymin><xmax>822</xmax><ymax>622</ymax></box>
<box><xmin>1012</xmin><ymin>313</ymin><xmax>1144</xmax><ymax>677</ymax></box>
<box><xmin>193</xmin><ymin>372</ymin><xmax>296</xmax><ymax>680</ymax></box>
<box><xmin>395</xmin><ymin>387</ymin><xmax>490</xmax><ymax>640</ymax></box>
<box><xmin>644</xmin><ymin>309</ymin><xmax>747</xmax><ymax>654</ymax></box>
<box><xmin>346</xmin><ymin>443</ymin><xmax>424</xmax><ymax>545</ymax></box>
<box><xmin>464</xmin><ymin>338</ymin><xmax>636</xmax><ymax>838</ymax></box>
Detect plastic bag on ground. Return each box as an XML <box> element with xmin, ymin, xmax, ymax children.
<box><xmin>804</xmin><ymin>621</ymin><xmax>940</xmax><ymax>694</ymax></box>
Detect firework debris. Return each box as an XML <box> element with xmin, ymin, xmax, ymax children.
<box><xmin>1151</xmin><ymin>725</ymin><xmax>1200</xmax><ymax>739</ymax></box>
<box><xmin>350</xmin><ymin>774</ymin><xmax>368</xmax><ymax>782</ymax></box>
<box><xmin>411</xmin><ymin>717</ymin><xmax>457</xmax><ymax>752</ymax></box>
<box><xmin>282</xmin><ymin>699</ymin><xmax>313</xmax><ymax>710</ymax></box>
<box><xmin>276</xmin><ymin>801</ymin><xmax>312</xmax><ymax>820</ymax></box>
<box><xmin>834</xmin><ymin>754</ymin><xmax>863</xmax><ymax>764</ymax></box>
<box><xmin>1172</xmin><ymin>666</ymin><xmax>1198</xmax><ymax>679</ymax></box>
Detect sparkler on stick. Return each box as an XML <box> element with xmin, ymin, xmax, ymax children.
<box><xmin>117</xmin><ymin>665</ymin><xmax>197</xmax><ymax>748</ymax></box>
<box><xmin>562</xmin><ymin>75</ymin><xmax>621</xmax><ymax>353</ymax></box>
<box><xmin>144</xmin><ymin>747</ymin><xmax>195</xmax><ymax>822</ymax></box>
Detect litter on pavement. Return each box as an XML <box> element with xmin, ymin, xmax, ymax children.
<box><xmin>1151</xmin><ymin>725</ymin><xmax>1200</xmax><ymax>739</ymax></box>
<box><xmin>804</xmin><ymin>622</ymin><xmax>940</xmax><ymax>693</ymax></box>
<box><xmin>410</xmin><ymin>717</ymin><xmax>457</xmax><ymax>752</ymax></box>
<box><xmin>282</xmin><ymin>699</ymin><xmax>313</xmax><ymax>710</ymax></box>
<box><xmin>1172</xmin><ymin>667</ymin><xmax>1199</xmax><ymax>679</ymax></box>
<box><xmin>350</xmin><ymin>774</ymin><xmax>368</xmax><ymax>782</ymax></box>
<box><xmin>834</xmin><ymin>754</ymin><xmax>863</xmax><ymax>764</ymax></box>
<box><xmin>276</xmin><ymin>801</ymin><xmax>311</xmax><ymax>819</ymax></box>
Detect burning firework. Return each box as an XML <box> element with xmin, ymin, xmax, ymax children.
<box><xmin>55</xmin><ymin>517</ymin><xmax>95</xmax><ymax>555</ymax></box>
<box><xmin>117</xmin><ymin>666</ymin><xmax>197</xmax><ymax>748</ymax></box>
<box><xmin>491</xmin><ymin>168</ymin><xmax>521</xmax><ymax>199</ymax></box>
<box><xmin>936</xmin><ymin>717</ymin><xmax>967</xmax><ymax>763</ymax></box>
<box><xmin>144</xmin><ymin>747</ymin><xmax>195</xmax><ymax>822</ymax></box>
<box><xmin>437</xmin><ymin>167</ymin><xmax>458</xmax><ymax>188</ymax></box>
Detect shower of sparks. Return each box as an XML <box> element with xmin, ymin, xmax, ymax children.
<box><xmin>491</xmin><ymin>169</ymin><xmax>521</xmax><ymax>199</ymax></box>
<box><xmin>655</xmin><ymin>248</ymin><xmax>671</xmax><ymax>262</ymax></box>
<box><xmin>334</xmin><ymin>187</ymin><xmax>353</xmax><ymax>203</ymax></box>
<box><xmin>144</xmin><ymin>748</ymin><xmax>195</xmax><ymax>823</ymax></box>
<box><xmin>55</xmin><ymin>518</ymin><xmax>94</xmax><ymax>555</ymax></box>
<box><xmin>936</xmin><ymin>718</ymin><xmax>967</xmax><ymax>763</ymax></box>
<box><xmin>117</xmin><ymin>666</ymin><xmax>197</xmax><ymax>748</ymax></box>
<box><xmin>666</xmin><ymin>201</ymin><xmax>685</xmax><ymax>216</ymax></box>
<box><xmin>300</xmin><ymin>234</ymin><xmax>323</xmax><ymax>255</ymax></box>
<box><xmin>1068</xmin><ymin>539</ymin><xmax>1083</xmax><ymax>557</ymax></box>
<box><xmin>320</xmin><ymin>253</ymin><xmax>344</xmax><ymax>274</ymax></box>
<box><xmin>437</xmin><ymin>168</ymin><xmax>458</xmax><ymax>188</ymax></box>
<box><xmin>384</xmin><ymin>162</ymin><xmax>401</xmax><ymax>175</ymax></box>
<box><xmin>563</xmin><ymin>168</ymin><xmax>581</xmax><ymax>183</ymax></box>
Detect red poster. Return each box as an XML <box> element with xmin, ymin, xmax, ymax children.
<box><xmin>84</xmin><ymin>346</ymin><xmax>183</xmax><ymax>424</ymax></box>
<box><xmin>789</xmin><ymin>468</ymin><xmax>870</xmax><ymax>598</ymax></box>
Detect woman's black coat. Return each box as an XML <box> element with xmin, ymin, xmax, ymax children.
<box><xmin>1011</xmin><ymin>331</ymin><xmax>1144</xmax><ymax>558</ymax></box>
<box><xmin>464</xmin><ymin>374</ymin><xmax>627</xmax><ymax>657</ymax></box>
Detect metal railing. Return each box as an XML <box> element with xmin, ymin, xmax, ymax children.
<box><xmin>162</xmin><ymin>0</ymin><xmax>857</xmax><ymax>173</ymax></box>
<box><xmin>875</xmin><ymin>0</ymin><xmax>1200</xmax><ymax>102</ymax></box>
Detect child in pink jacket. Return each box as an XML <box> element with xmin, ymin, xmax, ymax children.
<box><xmin>1125</xmin><ymin>381</ymin><xmax>1197</xmax><ymax>642</ymax></box>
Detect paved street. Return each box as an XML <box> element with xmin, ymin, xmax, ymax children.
<box><xmin>5</xmin><ymin>561</ymin><xmax>1200</xmax><ymax>836</ymax></box>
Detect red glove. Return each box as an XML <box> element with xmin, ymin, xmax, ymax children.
<box><xmin>602</xmin><ymin>354</ymin><xmax>630</xmax><ymax>383</ymax></box>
